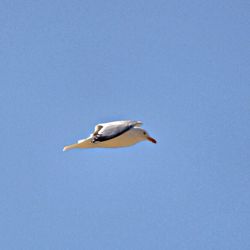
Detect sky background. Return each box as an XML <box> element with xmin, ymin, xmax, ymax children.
<box><xmin>0</xmin><ymin>0</ymin><xmax>250</xmax><ymax>249</ymax></box>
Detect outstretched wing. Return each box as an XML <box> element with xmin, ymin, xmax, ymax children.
<box><xmin>92</xmin><ymin>120</ymin><xmax>142</xmax><ymax>143</ymax></box>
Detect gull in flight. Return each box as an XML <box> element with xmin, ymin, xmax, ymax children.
<box><xmin>63</xmin><ymin>120</ymin><xmax>157</xmax><ymax>151</ymax></box>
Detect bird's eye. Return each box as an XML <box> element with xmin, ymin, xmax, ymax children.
<box><xmin>143</xmin><ymin>132</ymin><xmax>146</xmax><ymax>135</ymax></box>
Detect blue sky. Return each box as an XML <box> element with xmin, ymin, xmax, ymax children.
<box><xmin>0</xmin><ymin>0</ymin><xmax>249</xmax><ymax>249</ymax></box>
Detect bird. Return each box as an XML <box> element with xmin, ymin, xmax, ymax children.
<box><xmin>63</xmin><ymin>120</ymin><xmax>157</xmax><ymax>151</ymax></box>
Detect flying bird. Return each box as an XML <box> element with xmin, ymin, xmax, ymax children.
<box><xmin>63</xmin><ymin>120</ymin><xmax>157</xmax><ymax>151</ymax></box>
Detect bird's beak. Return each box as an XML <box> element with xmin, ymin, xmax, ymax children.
<box><xmin>147</xmin><ymin>136</ymin><xmax>157</xmax><ymax>144</ymax></box>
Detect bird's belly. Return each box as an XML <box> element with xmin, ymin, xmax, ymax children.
<box><xmin>98</xmin><ymin>131</ymin><xmax>139</xmax><ymax>148</ymax></box>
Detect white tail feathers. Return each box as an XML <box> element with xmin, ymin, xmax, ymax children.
<box><xmin>63</xmin><ymin>137</ymin><xmax>94</xmax><ymax>151</ymax></box>
<box><xmin>77</xmin><ymin>139</ymin><xmax>85</xmax><ymax>143</ymax></box>
<box><xmin>63</xmin><ymin>143</ymin><xmax>80</xmax><ymax>151</ymax></box>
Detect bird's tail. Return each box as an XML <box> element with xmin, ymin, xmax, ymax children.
<box><xmin>63</xmin><ymin>143</ymin><xmax>80</xmax><ymax>151</ymax></box>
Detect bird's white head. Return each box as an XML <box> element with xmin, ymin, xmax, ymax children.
<box><xmin>134</xmin><ymin>128</ymin><xmax>157</xmax><ymax>144</ymax></box>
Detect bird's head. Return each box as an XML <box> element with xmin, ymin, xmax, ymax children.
<box><xmin>136</xmin><ymin>128</ymin><xmax>157</xmax><ymax>144</ymax></box>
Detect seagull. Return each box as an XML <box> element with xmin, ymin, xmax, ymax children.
<box><xmin>63</xmin><ymin>120</ymin><xmax>157</xmax><ymax>151</ymax></box>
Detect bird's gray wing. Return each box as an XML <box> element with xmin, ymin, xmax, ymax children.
<box><xmin>92</xmin><ymin>120</ymin><xmax>142</xmax><ymax>143</ymax></box>
<box><xmin>91</xmin><ymin>124</ymin><xmax>104</xmax><ymax>136</ymax></box>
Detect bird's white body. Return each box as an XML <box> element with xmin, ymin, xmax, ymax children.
<box><xmin>63</xmin><ymin>120</ymin><xmax>156</xmax><ymax>151</ymax></box>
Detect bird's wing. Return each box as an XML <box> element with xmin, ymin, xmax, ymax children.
<box><xmin>77</xmin><ymin>124</ymin><xmax>103</xmax><ymax>143</ymax></box>
<box><xmin>92</xmin><ymin>120</ymin><xmax>142</xmax><ymax>143</ymax></box>
<box><xmin>91</xmin><ymin>124</ymin><xmax>104</xmax><ymax>136</ymax></box>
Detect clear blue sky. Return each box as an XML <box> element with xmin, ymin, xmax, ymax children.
<box><xmin>0</xmin><ymin>0</ymin><xmax>249</xmax><ymax>249</ymax></box>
